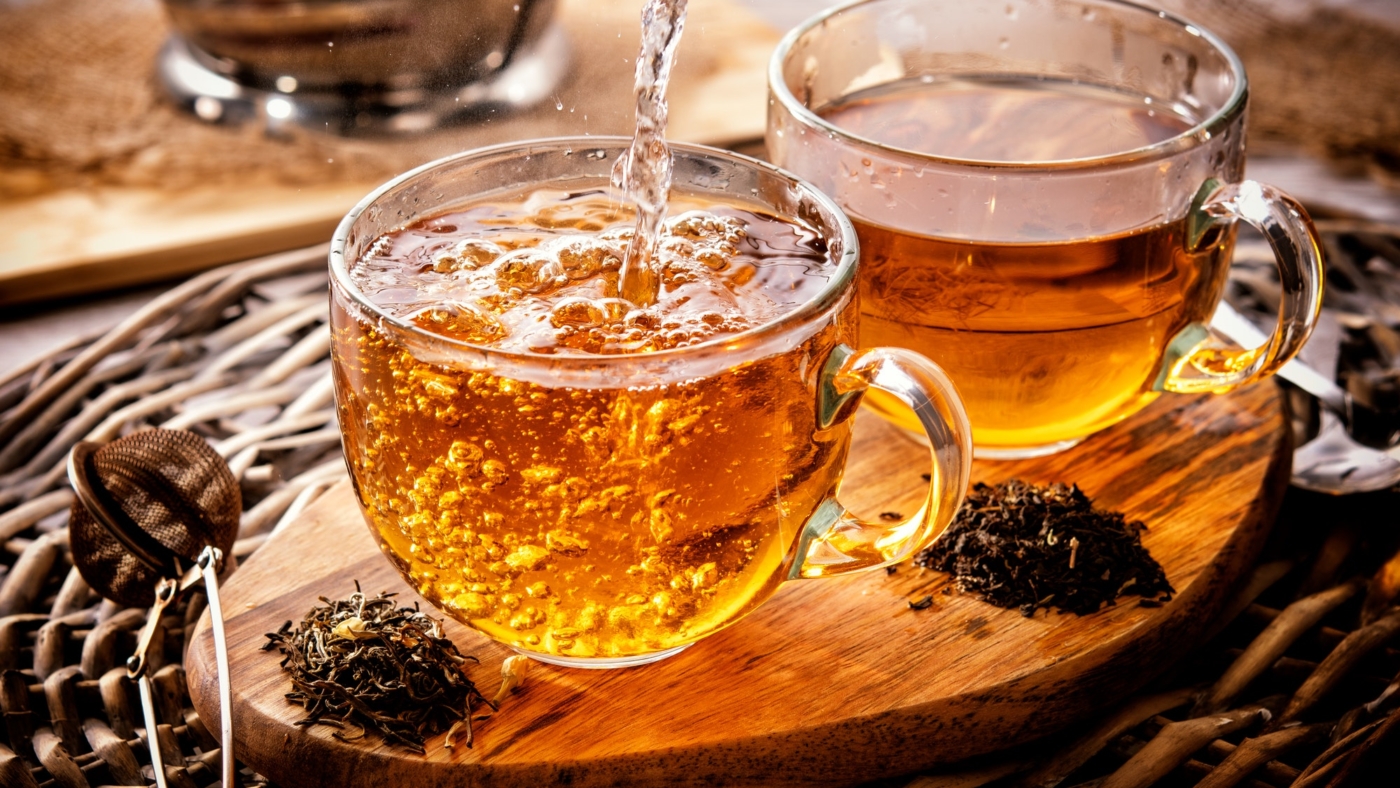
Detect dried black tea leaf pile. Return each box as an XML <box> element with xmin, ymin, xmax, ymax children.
<box><xmin>263</xmin><ymin>586</ymin><xmax>491</xmax><ymax>752</ymax></box>
<box><xmin>915</xmin><ymin>480</ymin><xmax>1173</xmax><ymax>616</ymax></box>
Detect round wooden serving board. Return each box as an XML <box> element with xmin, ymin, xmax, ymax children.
<box><xmin>187</xmin><ymin>383</ymin><xmax>1290</xmax><ymax>788</ymax></box>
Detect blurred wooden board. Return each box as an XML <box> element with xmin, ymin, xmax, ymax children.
<box><xmin>0</xmin><ymin>0</ymin><xmax>779</xmax><ymax>306</ymax></box>
<box><xmin>0</xmin><ymin>184</ymin><xmax>360</xmax><ymax>305</ymax></box>
<box><xmin>187</xmin><ymin>383</ymin><xmax>1289</xmax><ymax>788</ymax></box>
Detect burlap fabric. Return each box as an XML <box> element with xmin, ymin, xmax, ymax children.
<box><xmin>1160</xmin><ymin>0</ymin><xmax>1400</xmax><ymax>172</ymax></box>
<box><xmin>0</xmin><ymin>0</ymin><xmax>738</xmax><ymax>200</ymax></box>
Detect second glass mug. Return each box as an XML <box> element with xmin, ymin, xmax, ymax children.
<box><xmin>329</xmin><ymin>138</ymin><xmax>973</xmax><ymax>667</ymax></box>
<box><xmin>767</xmin><ymin>0</ymin><xmax>1325</xmax><ymax>458</ymax></box>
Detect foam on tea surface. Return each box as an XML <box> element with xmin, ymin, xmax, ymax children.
<box><xmin>351</xmin><ymin>190</ymin><xmax>834</xmax><ymax>355</ymax></box>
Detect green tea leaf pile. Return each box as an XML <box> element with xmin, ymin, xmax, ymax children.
<box><xmin>263</xmin><ymin>585</ymin><xmax>491</xmax><ymax>752</ymax></box>
<box><xmin>916</xmin><ymin>480</ymin><xmax>1174</xmax><ymax>616</ymax></box>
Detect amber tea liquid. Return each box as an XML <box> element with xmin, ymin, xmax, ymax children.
<box><xmin>332</xmin><ymin>191</ymin><xmax>854</xmax><ymax>661</ymax></box>
<box><xmin>820</xmin><ymin>78</ymin><xmax>1234</xmax><ymax>450</ymax></box>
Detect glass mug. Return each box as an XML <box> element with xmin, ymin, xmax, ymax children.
<box><xmin>768</xmin><ymin>0</ymin><xmax>1325</xmax><ymax>458</ymax></box>
<box><xmin>329</xmin><ymin>138</ymin><xmax>973</xmax><ymax>667</ymax></box>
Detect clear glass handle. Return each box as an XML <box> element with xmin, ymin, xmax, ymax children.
<box><xmin>791</xmin><ymin>345</ymin><xmax>972</xmax><ymax>579</ymax></box>
<box><xmin>1162</xmin><ymin>180</ymin><xmax>1325</xmax><ymax>393</ymax></box>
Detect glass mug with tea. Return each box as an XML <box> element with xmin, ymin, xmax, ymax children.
<box><xmin>329</xmin><ymin>138</ymin><xmax>972</xmax><ymax>667</ymax></box>
<box><xmin>768</xmin><ymin>0</ymin><xmax>1325</xmax><ymax>458</ymax></box>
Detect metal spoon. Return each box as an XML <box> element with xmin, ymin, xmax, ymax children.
<box><xmin>1211</xmin><ymin>303</ymin><xmax>1400</xmax><ymax>494</ymax></box>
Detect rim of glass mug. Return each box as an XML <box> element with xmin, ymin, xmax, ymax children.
<box><xmin>329</xmin><ymin>136</ymin><xmax>860</xmax><ymax>388</ymax></box>
<box><xmin>768</xmin><ymin>0</ymin><xmax>1249</xmax><ymax>171</ymax></box>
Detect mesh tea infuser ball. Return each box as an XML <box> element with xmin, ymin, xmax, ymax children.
<box><xmin>68</xmin><ymin>428</ymin><xmax>240</xmax><ymax>788</ymax></box>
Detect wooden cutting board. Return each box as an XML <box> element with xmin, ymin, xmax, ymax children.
<box><xmin>187</xmin><ymin>383</ymin><xmax>1289</xmax><ymax>787</ymax></box>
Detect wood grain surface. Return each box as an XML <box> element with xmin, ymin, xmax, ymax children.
<box><xmin>187</xmin><ymin>383</ymin><xmax>1290</xmax><ymax>788</ymax></box>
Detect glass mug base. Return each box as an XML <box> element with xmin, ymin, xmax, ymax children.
<box><xmin>514</xmin><ymin>644</ymin><xmax>692</xmax><ymax>669</ymax></box>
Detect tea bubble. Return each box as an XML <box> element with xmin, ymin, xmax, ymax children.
<box><xmin>696</xmin><ymin>247</ymin><xmax>729</xmax><ymax>270</ymax></box>
<box><xmin>434</xmin><ymin>238</ymin><xmax>505</xmax><ymax>273</ymax></box>
<box><xmin>549</xmin><ymin>297</ymin><xmax>608</xmax><ymax>328</ymax></box>
<box><xmin>445</xmin><ymin>440</ymin><xmax>483</xmax><ymax>471</ymax></box>
<box><xmin>689</xmin><ymin>562</ymin><xmax>718</xmax><ymax>590</ymax></box>
<box><xmin>493</xmin><ymin>249</ymin><xmax>569</xmax><ymax>294</ymax></box>
<box><xmin>596</xmin><ymin>298</ymin><xmax>632</xmax><ymax>323</ymax></box>
<box><xmin>411</xmin><ymin>302</ymin><xmax>508</xmax><ymax>345</ymax></box>
<box><xmin>649</xmin><ymin>509</ymin><xmax>674</xmax><ymax>542</ymax></box>
<box><xmin>505</xmin><ymin>544</ymin><xmax>550</xmax><ymax>571</ymax></box>
<box><xmin>658</xmin><ymin>236</ymin><xmax>696</xmax><ymax>259</ymax></box>
<box><xmin>599</xmin><ymin>226</ymin><xmax>635</xmax><ymax>244</ymax></box>
<box><xmin>480</xmin><ymin>459</ymin><xmax>509</xmax><ymax>485</ymax></box>
<box><xmin>553</xmin><ymin>236</ymin><xmax>623</xmax><ymax>280</ymax></box>
<box><xmin>668</xmin><ymin>211</ymin><xmax>747</xmax><ymax>245</ymax></box>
